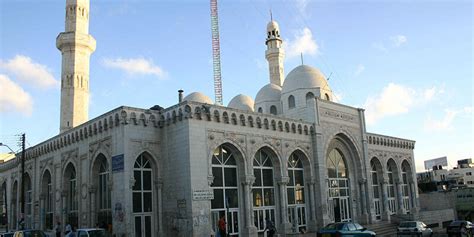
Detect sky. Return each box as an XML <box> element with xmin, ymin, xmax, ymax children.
<box><xmin>0</xmin><ymin>0</ymin><xmax>472</xmax><ymax>172</ymax></box>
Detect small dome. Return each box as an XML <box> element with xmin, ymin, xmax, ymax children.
<box><xmin>267</xmin><ymin>20</ymin><xmax>280</xmax><ymax>32</ymax></box>
<box><xmin>282</xmin><ymin>65</ymin><xmax>331</xmax><ymax>94</ymax></box>
<box><xmin>228</xmin><ymin>94</ymin><xmax>255</xmax><ymax>112</ymax></box>
<box><xmin>183</xmin><ymin>92</ymin><xmax>213</xmax><ymax>104</ymax></box>
<box><xmin>255</xmin><ymin>83</ymin><xmax>282</xmax><ymax>104</ymax></box>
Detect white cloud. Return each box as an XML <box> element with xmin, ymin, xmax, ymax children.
<box><xmin>284</xmin><ymin>27</ymin><xmax>319</xmax><ymax>59</ymax></box>
<box><xmin>354</xmin><ymin>64</ymin><xmax>365</xmax><ymax>76</ymax></box>
<box><xmin>0</xmin><ymin>74</ymin><xmax>33</xmax><ymax>116</ymax></box>
<box><xmin>364</xmin><ymin>83</ymin><xmax>441</xmax><ymax>125</ymax></box>
<box><xmin>0</xmin><ymin>55</ymin><xmax>58</xmax><ymax>89</ymax></box>
<box><xmin>391</xmin><ymin>35</ymin><xmax>408</xmax><ymax>47</ymax></box>
<box><xmin>295</xmin><ymin>0</ymin><xmax>310</xmax><ymax>16</ymax></box>
<box><xmin>424</xmin><ymin>109</ymin><xmax>458</xmax><ymax>131</ymax></box>
<box><xmin>102</xmin><ymin>57</ymin><xmax>166</xmax><ymax>78</ymax></box>
<box><xmin>372</xmin><ymin>42</ymin><xmax>387</xmax><ymax>52</ymax></box>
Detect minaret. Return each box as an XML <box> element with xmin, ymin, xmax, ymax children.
<box><xmin>57</xmin><ymin>0</ymin><xmax>96</xmax><ymax>133</ymax></box>
<box><xmin>265</xmin><ymin>18</ymin><xmax>285</xmax><ymax>87</ymax></box>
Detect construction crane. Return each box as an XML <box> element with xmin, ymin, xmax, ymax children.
<box><xmin>210</xmin><ymin>0</ymin><xmax>223</xmax><ymax>105</ymax></box>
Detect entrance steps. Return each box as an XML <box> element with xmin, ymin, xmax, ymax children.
<box><xmin>365</xmin><ymin>221</ymin><xmax>398</xmax><ymax>236</ymax></box>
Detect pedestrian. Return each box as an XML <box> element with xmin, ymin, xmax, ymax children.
<box><xmin>460</xmin><ymin>222</ymin><xmax>469</xmax><ymax>237</ymax></box>
<box><xmin>65</xmin><ymin>223</ymin><xmax>72</xmax><ymax>236</ymax></box>
<box><xmin>218</xmin><ymin>214</ymin><xmax>226</xmax><ymax>237</ymax></box>
<box><xmin>18</xmin><ymin>218</ymin><xmax>25</xmax><ymax>230</ymax></box>
<box><xmin>55</xmin><ymin>221</ymin><xmax>61</xmax><ymax>237</ymax></box>
<box><xmin>263</xmin><ymin>217</ymin><xmax>275</xmax><ymax>237</ymax></box>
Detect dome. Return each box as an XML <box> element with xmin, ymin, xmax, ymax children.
<box><xmin>282</xmin><ymin>65</ymin><xmax>331</xmax><ymax>94</ymax></box>
<box><xmin>267</xmin><ymin>20</ymin><xmax>280</xmax><ymax>32</ymax></box>
<box><xmin>182</xmin><ymin>92</ymin><xmax>213</xmax><ymax>104</ymax></box>
<box><xmin>228</xmin><ymin>94</ymin><xmax>255</xmax><ymax>112</ymax></box>
<box><xmin>255</xmin><ymin>83</ymin><xmax>282</xmax><ymax>104</ymax></box>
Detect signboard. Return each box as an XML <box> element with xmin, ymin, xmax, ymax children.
<box><xmin>424</xmin><ymin>157</ymin><xmax>448</xmax><ymax>170</ymax></box>
<box><xmin>192</xmin><ymin>189</ymin><xmax>214</xmax><ymax>200</ymax></box>
<box><xmin>112</xmin><ymin>154</ymin><xmax>124</xmax><ymax>172</ymax></box>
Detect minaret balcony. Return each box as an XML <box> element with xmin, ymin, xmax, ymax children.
<box><xmin>56</xmin><ymin>32</ymin><xmax>96</xmax><ymax>52</ymax></box>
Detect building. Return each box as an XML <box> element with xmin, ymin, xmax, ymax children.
<box><xmin>417</xmin><ymin>158</ymin><xmax>474</xmax><ymax>191</ymax></box>
<box><xmin>0</xmin><ymin>0</ymin><xmax>419</xmax><ymax>236</ymax></box>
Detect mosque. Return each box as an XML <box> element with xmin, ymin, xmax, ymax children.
<box><xmin>0</xmin><ymin>0</ymin><xmax>419</xmax><ymax>236</ymax></box>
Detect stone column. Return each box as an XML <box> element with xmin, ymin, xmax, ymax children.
<box><xmin>61</xmin><ymin>191</ymin><xmax>68</xmax><ymax>226</ymax></box>
<box><xmin>277</xmin><ymin>176</ymin><xmax>291</xmax><ymax>235</ymax></box>
<box><xmin>240</xmin><ymin>176</ymin><xmax>257</xmax><ymax>237</ymax></box>
<box><xmin>307</xmin><ymin>180</ymin><xmax>317</xmax><ymax>232</ymax></box>
<box><xmin>39</xmin><ymin>194</ymin><xmax>46</xmax><ymax>230</ymax></box>
<box><xmin>154</xmin><ymin>180</ymin><xmax>164</xmax><ymax>236</ymax></box>
<box><xmin>396</xmin><ymin>180</ymin><xmax>404</xmax><ymax>214</ymax></box>
<box><xmin>88</xmin><ymin>186</ymin><xmax>96</xmax><ymax>227</ymax></box>
<box><xmin>381</xmin><ymin>177</ymin><xmax>390</xmax><ymax>221</ymax></box>
<box><xmin>358</xmin><ymin>179</ymin><xmax>368</xmax><ymax>219</ymax></box>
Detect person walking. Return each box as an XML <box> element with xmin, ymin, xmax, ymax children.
<box><xmin>263</xmin><ymin>217</ymin><xmax>276</xmax><ymax>237</ymax></box>
<box><xmin>55</xmin><ymin>221</ymin><xmax>61</xmax><ymax>237</ymax></box>
<box><xmin>218</xmin><ymin>214</ymin><xmax>226</xmax><ymax>237</ymax></box>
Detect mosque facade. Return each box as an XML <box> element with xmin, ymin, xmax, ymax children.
<box><xmin>0</xmin><ymin>0</ymin><xmax>419</xmax><ymax>236</ymax></box>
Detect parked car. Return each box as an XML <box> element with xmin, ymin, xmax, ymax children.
<box><xmin>0</xmin><ymin>232</ymin><xmax>14</xmax><ymax>237</ymax></box>
<box><xmin>317</xmin><ymin>222</ymin><xmax>376</xmax><ymax>237</ymax></box>
<box><xmin>74</xmin><ymin>228</ymin><xmax>105</xmax><ymax>237</ymax></box>
<box><xmin>12</xmin><ymin>229</ymin><xmax>47</xmax><ymax>237</ymax></box>
<box><xmin>397</xmin><ymin>221</ymin><xmax>433</xmax><ymax>236</ymax></box>
<box><xmin>446</xmin><ymin>220</ymin><xmax>474</xmax><ymax>237</ymax></box>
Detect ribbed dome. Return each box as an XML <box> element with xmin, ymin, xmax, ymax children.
<box><xmin>183</xmin><ymin>92</ymin><xmax>213</xmax><ymax>104</ymax></box>
<box><xmin>255</xmin><ymin>83</ymin><xmax>282</xmax><ymax>104</ymax></box>
<box><xmin>228</xmin><ymin>94</ymin><xmax>255</xmax><ymax>112</ymax></box>
<box><xmin>282</xmin><ymin>65</ymin><xmax>330</xmax><ymax>94</ymax></box>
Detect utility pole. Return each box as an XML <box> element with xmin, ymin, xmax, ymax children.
<box><xmin>20</xmin><ymin>133</ymin><xmax>25</xmax><ymax>228</ymax></box>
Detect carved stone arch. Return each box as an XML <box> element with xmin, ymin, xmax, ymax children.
<box><xmin>130</xmin><ymin>149</ymin><xmax>162</xmax><ymax>177</ymax></box>
<box><xmin>278</xmin><ymin>121</ymin><xmax>283</xmax><ymax>131</ymax></box>
<box><xmin>114</xmin><ymin>113</ymin><xmax>120</xmax><ymax>126</ymax></box>
<box><xmin>297</xmin><ymin>124</ymin><xmax>302</xmax><ymax>134</ymax></box>
<box><xmin>120</xmin><ymin>110</ymin><xmax>128</xmax><ymax>124</ymax></box>
<box><xmin>256</xmin><ymin>117</ymin><xmax>262</xmax><ymax>128</ymax></box>
<box><xmin>239</xmin><ymin>114</ymin><xmax>246</xmax><ymax>126</ymax></box>
<box><xmin>40</xmin><ymin>168</ymin><xmax>53</xmax><ymax>196</ymax></box>
<box><xmin>270</xmin><ymin>120</ymin><xmax>275</xmax><ymax>130</ymax></box>
<box><xmin>166</xmin><ymin>112</ymin><xmax>172</xmax><ymax>125</ymax></box>
<box><xmin>194</xmin><ymin>106</ymin><xmax>202</xmax><ymax>120</ymax></box>
<box><xmin>98</xmin><ymin>120</ymin><xmax>103</xmax><ymax>132</ymax></box>
<box><xmin>286</xmin><ymin>148</ymin><xmax>314</xmax><ymax>180</ymax></box>
<box><xmin>140</xmin><ymin>113</ymin><xmax>147</xmax><ymax>126</ymax></box>
<box><xmin>309</xmin><ymin>126</ymin><xmax>315</xmax><ymax>134</ymax></box>
<box><xmin>231</xmin><ymin>113</ymin><xmax>237</xmax><ymax>125</ymax></box>
<box><xmin>159</xmin><ymin>115</ymin><xmax>165</xmax><ymax>127</ymax></box>
<box><xmin>222</xmin><ymin>111</ymin><xmax>229</xmax><ymax>124</ymax></box>
<box><xmin>184</xmin><ymin>105</ymin><xmax>192</xmax><ymax>118</ymax></box>
<box><xmin>178</xmin><ymin>108</ymin><xmax>183</xmax><ymax>121</ymax></box>
<box><xmin>324</xmin><ymin>132</ymin><xmax>364</xmax><ymax>182</ymax></box>
<box><xmin>291</xmin><ymin>123</ymin><xmax>296</xmax><ymax>133</ymax></box>
<box><xmin>62</xmin><ymin>161</ymin><xmax>77</xmax><ymax>186</ymax></box>
<box><xmin>303</xmin><ymin>125</ymin><xmax>308</xmax><ymax>135</ymax></box>
<box><xmin>284</xmin><ymin>122</ymin><xmax>290</xmax><ymax>132</ymax></box>
<box><xmin>253</xmin><ymin>145</ymin><xmax>284</xmax><ymax>179</ymax></box>
<box><xmin>130</xmin><ymin>112</ymin><xmax>138</xmax><ymax>125</ymax></box>
<box><xmin>324</xmin><ymin>129</ymin><xmax>363</xmax><ymax>166</ymax></box>
<box><xmin>247</xmin><ymin>115</ymin><xmax>254</xmax><ymax>127</ymax></box>
<box><xmin>208</xmin><ymin>141</ymin><xmax>249</xmax><ymax>180</ymax></box>
<box><xmin>213</xmin><ymin>109</ymin><xmax>221</xmax><ymax>122</ymax></box>
<box><xmin>202</xmin><ymin>105</ymin><xmax>211</xmax><ymax>121</ymax></box>
<box><xmin>172</xmin><ymin>110</ymin><xmax>177</xmax><ymax>123</ymax></box>
<box><xmin>264</xmin><ymin>118</ymin><xmax>269</xmax><ymax>130</ymax></box>
<box><xmin>149</xmin><ymin>114</ymin><xmax>157</xmax><ymax>127</ymax></box>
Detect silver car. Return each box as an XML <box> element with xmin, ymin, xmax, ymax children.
<box><xmin>397</xmin><ymin>221</ymin><xmax>433</xmax><ymax>237</ymax></box>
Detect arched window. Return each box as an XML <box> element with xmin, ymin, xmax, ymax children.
<box><xmin>327</xmin><ymin>149</ymin><xmax>351</xmax><ymax>222</ymax></box>
<box><xmin>211</xmin><ymin>145</ymin><xmax>239</xmax><ymax>235</ymax></box>
<box><xmin>133</xmin><ymin>153</ymin><xmax>154</xmax><ymax>237</ymax></box>
<box><xmin>387</xmin><ymin>160</ymin><xmax>397</xmax><ymax>214</ymax></box>
<box><xmin>253</xmin><ymin>149</ymin><xmax>276</xmax><ymax>233</ymax></box>
<box><xmin>325</xmin><ymin>93</ymin><xmax>330</xmax><ymax>101</ymax></box>
<box><xmin>258</xmin><ymin>107</ymin><xmax>263</xmax><ymax>113</ymax></box>
<box><xmin>288</xmin><ymin>95</ymin><xmax>295</xmax><ymax>109</ymax></box>
<box><xmin>98</xmin><ymin>157</ymin><xmax>112</xmax><ymax>227</ymax></box>
<box><xmin>401</xmin><ymin>161</ymin><xmax>411</xmax><ymax>213</ymax></box>
<box><xmin>370</xmin><ymin>159</ymin><xmax>382</xmax><ymax>220</ymax></box>
<box><xmin>287</xmin><ymin>152</ymin><xmax>306</xmax><ymax>232</ymax></box>
<box><xmin>306</xmin><ymin>92</ymin><xmax>314</xmax><ymax>105</ymax></box>
<box><xmin>270</xmin><ymin>105</ymin><xmax>277</xmax><ymax>115</ymax></box>
<box><xmin>42</xmin><ymin>171</ymin><xmax>53</xmax><ymax>230</ymax></box>
<box><xmin>65</xmin><ymin>164</ymin><xmax>78</xmax><ymax>228</ymax></box>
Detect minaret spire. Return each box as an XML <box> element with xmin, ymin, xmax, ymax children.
<box><xmin>265</xmin><ymin>17</ymin><xmax>285</xmax><ymax>87</ymax></box>
<box><xmin>57</xmin><ymin>0</ymin><xmax>96</xmax><ymax>133</ymax></box>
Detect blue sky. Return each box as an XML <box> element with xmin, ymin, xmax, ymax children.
<box><xmin>0</xmin><ymin>0</ymin><xmax>472</xmax><ymax>172</ymax></box>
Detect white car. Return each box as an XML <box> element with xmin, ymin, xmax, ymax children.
<box><xmin>397</xmin><ymin>221</ymin><xmax>433</xmax><ymax>237</ymax></box>
<box><xmin>70</xmin><ymin>228</ymin><xmax>106</xmax><ymax>237</ymax></box>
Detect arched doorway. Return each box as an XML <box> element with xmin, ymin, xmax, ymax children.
<box><xmin>370</xmin><ymin>158</ymin><xmax>383</xmax><ymax>220</ymax></box>
<box><xmin>386</xmin><ymin>159</ymin><xmax>398</xmax><ymax>214</ymax></box>
<box><xmin>287</xmin><ymin>151</ymin><xmax>307</xmax><ymax>232</ymax></box>
<box><xmin>64</xmin><ymin>163</ymin><xmax>78</xmax><ymax>228</ymax></box>
<box><xmin>211</xmin><ymin>144</ymin><xmax>240</xmax><ymax>236</ymax></box>
<box><xmin>132</xmin><ymin>152</ymin><xmax>154</xmax><ymax>237</ymax></box>
<box><xmin>252</xmin><ymin>148</ymin><xmax>277</xmax><ymax>234</ymax></box>
<box><xmin>41</xmin><ymin>170</ymin><xmax>53</xmax><ymax>230</ymax></box>
<box><xmin>92</xmin><ymin>154</ymin><xmax>112</xmax><ymax>228</ymax></box>
<box><xmin>327</xmin><ymin>149</ymin><xmax>351</xmax><ymax>222</ymax></box>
